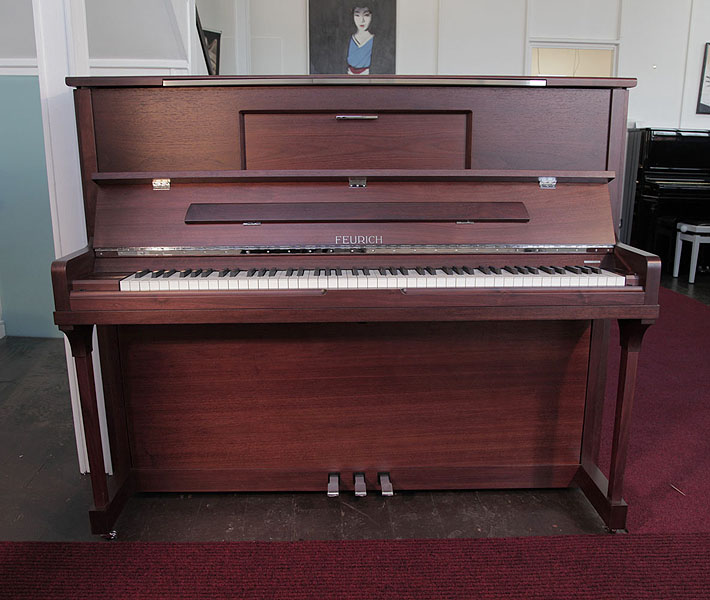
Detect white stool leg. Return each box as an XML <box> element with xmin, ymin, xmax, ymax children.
<box><xmin>689</xmin><ymin>237</ymin><xmax>701</xmax><ymax>284</ymax></box>
<box><xmin>673</xmin><ymin>233</ymin><xmax>683</xmax><ymax>278</ymax></box>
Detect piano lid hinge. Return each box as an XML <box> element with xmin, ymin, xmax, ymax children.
<box><xmin>152</xmin><ymin>178</ymin><xmax>171</xmax><ymax>191</ymax></box>
<box><xmin>349</xmin><ymin>177</ymin><xmax>367</xmax><ymax>188</ymax></box>
<box><xmin>243</xmin><ymin>222</ymin><xmax>262</xmax><ymax>226</ymax></box>
<box><xmin>538</xmin><ymin>176</ymin><xmax>557</xmax><ymax>189</ymax></box>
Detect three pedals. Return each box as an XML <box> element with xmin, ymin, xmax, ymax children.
<box><xmin>327</xmin><ymin>472</ymin><xmax>394</xmax><ymax>498</ymax></box>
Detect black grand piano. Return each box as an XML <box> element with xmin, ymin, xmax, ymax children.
<box><xmin>630</xmin><ymin>128</ymin><xmax>710</xmax><ymax>263</ymax></box>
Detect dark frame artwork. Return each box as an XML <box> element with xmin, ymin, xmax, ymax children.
<box><xmin>697</xmin><ymin>43</ymin><xmax>710</xmax><ymax>114</ymax></box>
<box><xmin>196</xmin><ymin>8</ymin><xmax>220</xmax><ymax>76</ymax></box>
<box><xmin>309</xmin><ymin>0</ymin><xmax>396</xmax><ymax>75</ymax></box>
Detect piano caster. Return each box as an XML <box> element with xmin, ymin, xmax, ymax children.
<box><xmin>327</xmin><ymin>473</ymin><xmax>340</xmax><ymax>497</ymax></box>
<box><xmin>101</xmin><ymin>530</ymin><xmax>118</xmax><ymax>541</ymax></box>
<box><xmin>378</xmin><ymin>472</ymin><xmax>394</xmax><ymax>496</ymax></box>
<box><xmin>354</xmin><ymin>472</ymin><xmax>367</xmax><ymax>497</ymax></box>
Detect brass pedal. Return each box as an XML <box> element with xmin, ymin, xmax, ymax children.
<box><xmin>354</xmin><ymin>472</ymin><xmax>367</xmax><ymax>497</ymax></box>
<box><xmin>327</xmin><ymin>473</ymin><xmax>340</xmax><ymax>497</ymax></box>
<box><xmin>378</xmin><ymin>472</ymin><xmax>394</xmax><ymax>496</ymax></box>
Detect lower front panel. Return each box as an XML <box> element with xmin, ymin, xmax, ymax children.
<box><xmin>116</xmin><ymin>321</ymin><xmax>591</xmax><ymax>490</ymax></box>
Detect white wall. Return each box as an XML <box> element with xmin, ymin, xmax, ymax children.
<box><xmin>617</xmin><ymin>0</ymin><xmax>693</xmax><ymax>128</ymax></box>
<box><xmin>438</xmin><ymin>0</ymin><xmax>527</xmax><ymax>75</ymax></box>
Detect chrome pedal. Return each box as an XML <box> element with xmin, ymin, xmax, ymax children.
<box><xmin>327</xmin><ymin>473</ymin><xmax>340</xmax><ymax>497</ymax></box>
<box><xmin>354</xmin><ymin>472</ymin><xmax>367</xmax><ymax>497</ymax></box>
<box><xmin>378</xmin><ymin>472</ymin><xmax>394</xmax><ymax>496</ymax></box>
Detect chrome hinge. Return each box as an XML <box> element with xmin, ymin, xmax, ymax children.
<box><xmin>152</xmin><ymin>178</ymin><xmax>171</xmax><ymax>191</ymax></box>
<box><xmin>243</xmin><ymin>222</ymin><xmax>262</xmax><ymax>226</ymax></box>
<box><xmin>538</xmin><ymin>176</ymin><xmax>557</xmax><ymax>189</ymax></box>
<box><xmin>349</xmin><ymin>177</ymin><xmax>367</xmax><ymax>188</ymax></box>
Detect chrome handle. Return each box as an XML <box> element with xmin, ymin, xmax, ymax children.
<box><xmin>335</xmin><ymin>115</ymin><xmax>379</xmax><ymax>120</ymax></box>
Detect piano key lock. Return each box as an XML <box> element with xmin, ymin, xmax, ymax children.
<box><xmin>327</xmin><ymin>472</ymin><xmax>394</xmax><ymax>497</ymax></box>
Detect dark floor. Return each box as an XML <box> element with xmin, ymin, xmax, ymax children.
<box><xmin>1</xmin><ymin>272</ymin><xmax>708</xmax><ymax>542</ymax></box>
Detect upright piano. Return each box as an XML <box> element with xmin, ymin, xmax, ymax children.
<box><xmin>630</xmin><ymin>128</ymin><xmax>710</xmax><ymax>257</ymax></box>
<box><xmin>53</xmin><ymin>75</ymin><xmax>660</xmax><ymax>536</ymax></box>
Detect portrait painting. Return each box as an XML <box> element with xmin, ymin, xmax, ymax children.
<box><xmin>697</xmin><ymin>43</ymin><xmax>710</xmax><ymax>114</ymax></box>
<box><xmin>309</xmin><ymin>0</ymin><xmax>396</xmax><ymax>75</ymax></box>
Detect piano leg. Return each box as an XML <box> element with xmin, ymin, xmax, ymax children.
<box><xmin>576</xmin><ymin>319</ymin><xmax>651</xmax><ymax>532</ymax></box>
<box><xmin>61</xmin><ymin>325</ymin><xmax>133</xmax><ymax>535</ymax></box>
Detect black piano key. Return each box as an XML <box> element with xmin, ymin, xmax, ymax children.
<box><xmin>526</xmin><ymin>266</ymin><xmax>539</xmax><ymax>274</ymax></box>
<box><xmin>200</xmin><ymin>268</ymin><xmax>214</xmax><ymax>277</ymax></box>
<box><xmin>590</xmin><ymin>266</ymin><xmax>602</xmax><ymax>274</ymax></box>
<box><xmin>387</xmin><ymin>267</ymin><xmax>397</xmax><ymax>275</ymax></box>
<box><xmin>425</xmin><ymin>266</ymin><xmax>436</xmax><ymax>275</ymax></box>
<box><xmin>351</xmin><ymin>268</ymin><xmax>360</xmax><ymax>276</ymax></box>
<box><xmin>478</xmin><ymin>266</ymin><xmax>492</xmax><ymax>275</ymax></box>
<box><xmin>247</xmin><ymin>268</ymin><xmax>257</xmax><ymax>277</ymax></box>
<box><xmin>451</xmin><ymin>266</ymin><xmax>463</xmax><ymax>275</ymax></box>
<box><xmin>335</xmin><ymin>268</ymin><xmax>343</xmax><ymax>276</ymax></box>
<box><xmin>229</xmin><ymin>269</ymin><xmax>241</xmax><ymax>276</ymax></box>
<box><xmin>179</xmin><ymin>269</ymin><xmax>192</xmax><ymax>278</ymax></box>
<box><xmin>219</xmin><ymin>268</ymin><xmax>230</xmax><ymax>277</ymax></box>
<box><xmin>297</xmin><ymin>268</ymin><xmax>305</xmax><ymax>276</ymax></box>
<box><xmin>503</xmin><ymin>266</ymin><xmax>517</xmax><ymax>274</ymax></box>
<box><xmin>151</xmin><ymin>269</ymin><xmax>165</xmax><ymax>278</ymax></box>
<box><xmin>415</xmin><ymin>267</ymin><xmax>426</xmax><ymax>275</ymax></box>
<box><xmin>325</xmin><ymin>269</ymin><xmax>333</xmax><ymax>277</ymax></box>
<box><xmin>268</xmin><ymin>268</ymin><xmax>278</xmax><ymax>277</ymax></box>
<box><xmin>286</xmin><ymin>268</ymin><xmax>295</xmax><ymax>276</ymax></box>
<box><xmin>135</xmin><ymin>269</ymin><xmax>151</xmax><ymax>279</ymax></box>
<box><xmin>362</xmin><ymin>267</ymin><xmax>371</xmax><ymax>275</ymax></box>
<box><xmin>552</xmin><ymin>266</ymin><xmax>566</xmax><ymax>274</ymax></box>
<box><xmin>442</xmin><ymin>267</ymin><xmax>454</xmax><ymax>275</ymax></box>
<box><xmin>514</xmin><ymin>266</ymin><xmax>529</xmax><ymax>274</ymax></box>
<box><xmin>399</xmin><ymin>267</ymin><xmax>409</xmax><ymax>275</ymax></box>
<box><xmin>257</xmin><ymin>268</ymin><xmax>268</xmax><ymax>277</ymax></box>
<box><xmin>162</xmin><ymin>269</ymin><xmax>177</xmax><ymax>278</ymax></box>
<box><xmin>565</xmin><ymin>266</ymin><xmax>582</xmax><ymax>274</ymax></box>
<box><xmin>580</xmin><ymin>266</ymin><xmax>594</xmax><ymax>274</ymax></box>
<box><xmin>539</xmin><ymin>266</ymin><xmax>554</xmax><ymax>274</ymax></box>
<box><xmin>462</xmin><ymin>266</ymin><xmax>473</xmax><ymax>275</ymax></box>
<box><xmin>379</xmin><ymin>267</ymin><xmax>388</xmax><ymax>276</ymax></box>
<box><xmin>490</xmin><ymin>266</ymin><xmax>502</xmax><ymax>274</ymax></box>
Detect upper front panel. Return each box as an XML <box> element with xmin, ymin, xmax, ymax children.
<box><xmin>89</xmin><ymin>85</ymin><xmax>611</xmax><ymax>173</ymax></box>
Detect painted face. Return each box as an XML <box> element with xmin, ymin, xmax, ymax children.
<box><xmin>353</xmin><ymin>7</ymin><xmax>372</xmax><ymax>31</ymax></box>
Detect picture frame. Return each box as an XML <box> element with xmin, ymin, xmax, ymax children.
<box><xmin>308</xmin><ymin>0</ymin><xmax>396</xmax><ymax>75</ymax></box>
<box><xmin>697</xmin><ymin>43</ymin><xmax>710</xmax><ymax>114</ymax></box>
<box><xmin>196</xmin><ymin>8</ymin><xmax>220</xmax><ymax>76</ymax></box>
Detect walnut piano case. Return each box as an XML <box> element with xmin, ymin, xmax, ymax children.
<box><xmin>53</xmin><ymin>75</ymin><xmax>659</xmax><ymax>535</ymax></box>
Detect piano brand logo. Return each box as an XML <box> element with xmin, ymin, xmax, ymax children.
<box><xmin>335</xmin><ymin>235</ymin><xmax>383</xmax><ymax>245</ymax></box>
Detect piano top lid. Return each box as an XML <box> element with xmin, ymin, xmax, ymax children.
<box><xmin>66</xmin><ymin>74</ymin><xmax>638</xmax><ymax>89</ymax></box>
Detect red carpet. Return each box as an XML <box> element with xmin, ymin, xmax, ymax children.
<box><xmin>604</xmin><ymin>288</ymin><xmax>710</xmax><ymax>533</ymax></box>
<box><xmin>1</xmin><ymin>534</ymin><xmax>708</xmax><ymax>599</ymax></box>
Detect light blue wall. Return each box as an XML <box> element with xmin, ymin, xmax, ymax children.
<box><xmin>0</xmin><ymin>76</ymin><xmax>60</xmax><ymax>338</ymax></box>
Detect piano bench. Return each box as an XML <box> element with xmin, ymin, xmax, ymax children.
<box><xmin>673</xmin><ymin>221</ymin><xmax>710</xmax><ymax>284</ymax></box>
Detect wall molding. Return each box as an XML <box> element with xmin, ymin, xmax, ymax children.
<box><xmin>0</xmin><ymin>58</ymin><xmax>38</xmax><ymax>76</ymax></box>
<box><xmin>89</xmin><ymin>58</ymin><xmax>190</xmax><ymax>70</ymax></box>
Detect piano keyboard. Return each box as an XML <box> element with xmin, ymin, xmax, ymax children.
<box><xmin>119</xmin><ymin>265</ymin><xmax>627</xmax><ymax>291</ymax></box>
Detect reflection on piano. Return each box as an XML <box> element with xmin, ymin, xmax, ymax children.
<box><xmin>53</xmin><ymin>75</ymin><xmax>659</xmax><ymax>536</ymax></box>
<box><xmin>630</xmin><ymin>129</ymin><xmax>710</xmax><ymax>260</ymax></box>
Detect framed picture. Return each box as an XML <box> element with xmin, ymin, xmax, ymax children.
<box><xmin>308</xmin><ymin>1</ymin><xmax>396</xmax><ymax>75</ymax></box>
<box><xmin>697</xmin><ymin>43</ymin><xmax>710</xmax><ymax>114</ymax></box>
<box><xmin>196</xmin><ymin>8</ymin><xmax>220</xmax><ymax>76</ymax></box>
